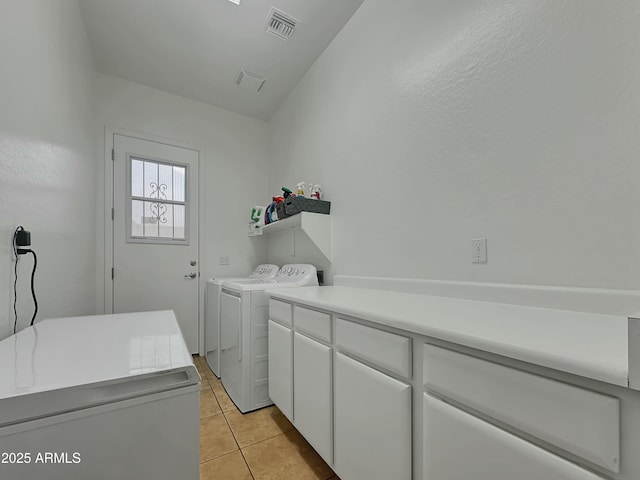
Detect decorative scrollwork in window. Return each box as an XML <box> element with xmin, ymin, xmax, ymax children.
<box><xmin>149</xmin><ymin>182</ymin><xmax>168</xmax><ymax>200</ymax></box>
<box><xmin>150</xmin><ymin>202</ymin><xmax>168</xmax><ymax>224</ymax></box>
<box><xmin>149</xmin><ymin>182</ymin><xmax>168</xmax><ymax>224</ymax></box>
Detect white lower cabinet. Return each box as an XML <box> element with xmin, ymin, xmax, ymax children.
<box><xmin>293</xmin><ymin>332</ymin><xmax>333</xmax><ymax>464</ymax></box>
<box><xmin>268</xmin><ymin>296</ymin><xmax>625</xmax><ymax>480</ymax></box>
<box><xmin>334</xmin><ymin>352</ymin><xmax>412</xmax><ymax>480</ymax></box>
<box><xmin>267</xmin><ymin>319</ymin><xmax>293</xmax><ymax>421</ymax></box>
<box><xmin>423</xmin><ymin>394</ymin><xmax>605</xmax><ymax>480</ymax></box>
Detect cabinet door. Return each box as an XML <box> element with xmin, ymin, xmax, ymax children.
<box><xmin>268</xmin><ymin>320</ymin><xmax>293</xmax><ymax>421</ymax></box>
<box><xmin>334</xmin><ymin>352</ymin><xmax>411</xmax><ymax>480</ymax></box>
<box><xmin>293</xmin><ymin>332</ymin><xmax>333</xmax><ymax>464</ymax></box>
<box><xmin>423</xmin><ymin>394</ymin><xmax>606</xmax><ymax>480</ymax></box>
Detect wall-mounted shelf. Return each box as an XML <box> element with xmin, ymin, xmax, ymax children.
<box><xmin>249</xmin><ymin>212</ymin><xmax>332</xmax><ymax>262</ymax></box>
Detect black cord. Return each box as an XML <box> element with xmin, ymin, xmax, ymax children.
<box><xmin>25</xmin><ymin>249</ymin><xmax>38</xmax><ymax>326</ymax></box>
<box><xmin>12</xmin><ymin>226</ymin><xmax>38</xmax><ymax>331</ymax></box>
<box><xmin>13</xmin><ymin>226</ymin><xmax>23</xmax><ymax>334</ymax></box>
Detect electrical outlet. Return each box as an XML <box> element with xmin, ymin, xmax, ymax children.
<box><xmin>472</xmin><ymin>238</ymin><xmax>487</xmax><ymax>263</ymax></box>
<box><xmin>219</xmin><ymin>256</ymin><xmax>231</xmax><ymax>265</ymax></box>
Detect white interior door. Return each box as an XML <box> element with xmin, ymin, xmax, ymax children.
<box><xmin>112</xmin><ymin>134</ymin><xmax>199</xmax><ymax>353</ymax></box>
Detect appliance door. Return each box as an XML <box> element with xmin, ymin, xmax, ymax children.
<box><xmin>205</xmin><ymin>281</ymin><xmax>221</xmax><ymax>377</ymax></box>
<box><xmin>220</xmin><ymin>290</ymin><xmax>243</xmax><ymax>407</ymax></box>
<box><xmin>0</xmin><ymin>385</ymin><xmax>199</xmax><ymax>480</ymax></box>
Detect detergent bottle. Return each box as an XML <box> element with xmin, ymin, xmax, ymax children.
<box><xmin>296</xmin><ymin>182</ymin><xmax>306</xmax><ymax>197</ymax></box>
<box><xmin>265</xmin><ymin>198</ymin><xmax>278</xmax><ymax>224</ymax></box>
<box><xmin>250</xmin><ymin>206</ymin><xmax>263</xmax><ymax>223</ymax></box>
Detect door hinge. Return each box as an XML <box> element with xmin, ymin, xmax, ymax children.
<box><xmin>111</xmin><ymin>267</ymin><xmax>114</xmax><ymax>279</ymax></box>
<box><xmin>111</xmin><ymin>208</ymin><xmax>114</xmax><ymax>221</ymax></box>
<box><xmin>111</xmin><ymin>148</ymin><xmax>115</xmax><ymax>161</ymax></box>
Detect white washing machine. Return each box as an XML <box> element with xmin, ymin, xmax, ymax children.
<box><xmin>220</xmin><ymin>264</ymin><xmax>318</xmax><ymax>413</ymax></box>
<box><xmin>205</xmin><ymin>264</ymin><xmax>280</xmax><ymax>377</ymax></box>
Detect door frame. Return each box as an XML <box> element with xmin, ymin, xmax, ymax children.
<box><xmin>101</xmin><ymin>126</ymin><xmax>207</xmax><ymax>355</ymax></box>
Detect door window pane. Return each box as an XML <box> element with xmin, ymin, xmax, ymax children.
<box><xmin>128</xmin><ymin>156</ymin><xmax>188</xmax><ymax>243</ymax></box>
<box><xmin>173</xmin><ymin>166</ymin><xmax>186</xmax><ymax>202</ymax></box>
<box><xmin>131</xmin><ymin>160</ymin><xmax>144</xmax><ymax>197</ymax></box>
<box><xmin>174</xmin><ymin>204</ymin><xmax>186</xmax><ymax>239</ymax></box>
<box><xmin>143</xmin><ymin>161</ymin><xmax>158</xmax><ymax>198</ymax></box>
<box><xmin>131</xmin><ymin>199</ymin><xmax>144</xmax><ymax>237</ymax></box>
<box><xmin>158</xmin><ymin>164</ymin><xmax>173</xmax><ymax>201</ymax></box>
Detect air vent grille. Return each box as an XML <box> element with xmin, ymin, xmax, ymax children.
<box><xmin>235</xmin><ymin>69</ymin><xmax>266</xmax><ymax>92</ymax></box>
<box><xmin>266</xmin><ymin>7</ymin><xmax>298</xmax><ymax>40</ymax></box>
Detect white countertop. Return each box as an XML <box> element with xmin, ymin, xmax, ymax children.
<box><xmin>267</xmin><ymin>286</ymin><xmax>630</xmax><ymax>388</ymax></box>
<box><xmin>0</xmin><ymin>310</ymin><xmax>195</xmax><ymax>400</ymax></box>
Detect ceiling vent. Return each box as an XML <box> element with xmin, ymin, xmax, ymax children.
<box><xmin>235</xmin><ymin>69</ymin><xmax>266</xmax><ymax>92</ymax></box>
<box><xmin>266</xmin><ymin>7</ymin><xmax>298</xmax><ymax>40</ymax></box>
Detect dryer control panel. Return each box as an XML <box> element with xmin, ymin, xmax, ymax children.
<box><xmin>273</xmin><ymin>264</ymin><xmax>319</xmax><ymax>286</ymax></box>
<box><xmin>250</xmin><ymin>264</ymin><xmax>280</xmax><ymax>278</ymax></box>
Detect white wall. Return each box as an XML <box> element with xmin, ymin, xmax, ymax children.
<box><xmin>266</xmin><ymin>229</ymin><xmax>331</xmax><ymax>279</ymax></box>
<box><xmin>269</xmin><ymin>0</ymin><xmax>640</xmax><ymax>290</ymax></box>
<box><xmin>0</xmin><ymin>0</ymin><xmax>97</xmax><ymax>339</ymax></box>
<box><xmin>95</xmin><ymin>73</ymin><xmax>269</xmax><ymax>310</ymax></box>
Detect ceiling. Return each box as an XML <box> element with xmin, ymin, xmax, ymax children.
<box><xmin>77</xmin><ymin>0</ymin><xmax>364</xmax><ymax>120</ymax></box>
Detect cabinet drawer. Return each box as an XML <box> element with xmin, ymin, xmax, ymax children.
<box><xmin>269</xmin><ymin>299</ymin><xmax>292</xmax><ymax>327</ymax></box>
<box><xmin>294</xmin><ymin>306</ymin><xmax>331</xmax><ymax>343</ymax></box>
<box><xmin>336</xmin><ymin>318</ymin><xmax>411</xmax><ymax>378</ymax></box>
<box><xmin>423</xmin><ymin>344</ymin><xmax>620</xmax><ymax>472</ymax></box>
<box><xmin>423</xmin><ymin>394</ymin><xmax>606</xmax><ymax>480</ymax></box>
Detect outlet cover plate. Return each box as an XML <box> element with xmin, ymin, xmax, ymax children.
<box><xmin>472</xmin><ymin>238</ymin><xmax>487</xmax><ymax>263</ymax></box>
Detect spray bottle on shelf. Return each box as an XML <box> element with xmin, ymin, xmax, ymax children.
<box><xmin>296</xmin><ymin>182</ymin><xmax>306</xmax><ymax>197</ymax></box>
<box><xmin>310</xmin><ymin>184</ymin><xmax>323</xmax><ymax>200</ymax></box>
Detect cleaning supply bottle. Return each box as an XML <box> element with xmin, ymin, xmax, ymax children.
<box><xmin>250</xmin><ymin>206</ymin><xmax>263</xmax><ymax>223</ymax></box>
<box><xmin>296</xmin><ymin>182</ymin><xmax>306</xmax><ymax>197</ymax></box>
<box><xmin>311</xmin><ymin>184</ymin><xmax>323</xmax><ymax>200</ymax></box>
<box><xmin>265</xmin><ymin>198</ymin><xmax>278</xmax><ymax>224</ymax></box>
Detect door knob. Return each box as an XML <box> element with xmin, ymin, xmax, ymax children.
<box><xmin>185</xmin><ymin>272</ymin><xmax>197</xmax><ymax>279</ymax></box>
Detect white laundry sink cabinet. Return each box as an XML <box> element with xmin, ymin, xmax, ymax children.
<box><xmin>267</xmin><ymin>286</ymin><xmax>640</xmax><ymax>480</ymax></box>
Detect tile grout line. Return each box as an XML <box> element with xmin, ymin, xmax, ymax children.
<box><xmin>210</xmin><ymin>370</ymin><xmax>256</xmax><ymax>478</ymax></box>
<box><xmin>197</xmin><ymin>356</ymin><xmax>338</xmax><ymax>479</ymax></box>
<box><xmin>206</xmin><ymin>356</ymin><xmax>255</xmax><ymax>480</ymax></box>
<box><xmin>199</xmin><ymin>356</ymin><xmax>262</xmax><ymax>479</ymax></box>
<box><xmin>238</xmin><ymin>445</ymin><xmax>257</xmax><ymax>480</ymax></box>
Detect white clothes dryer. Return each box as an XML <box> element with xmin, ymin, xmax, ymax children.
<box><xmin>205</xmin><ymin>264</ymin><xmax>280</xmax><ymax>377</ymax></box>
<box><xmin>220</xmin><ymin>264</ymin><xmax>318</xmax><ymax>413</ymax></box>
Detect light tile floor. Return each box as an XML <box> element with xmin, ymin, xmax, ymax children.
<box><xmin>193</xmin><ymin>355</ymin><xmax>340</xmax><ymax>480</ymax></box>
